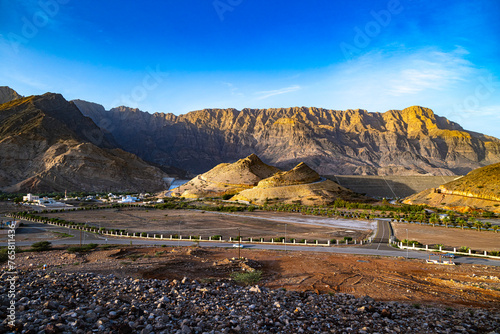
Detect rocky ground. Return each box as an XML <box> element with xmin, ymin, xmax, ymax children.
<box><xmin>1</xmin><ymin>270</ymin><xmax>499</xmax><ymax>334</ymax></box>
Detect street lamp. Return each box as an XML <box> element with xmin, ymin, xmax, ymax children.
<box><xmin>406</xmin><ymin>228</ymin><xmax>408</xmax><ymax>259</ymax></box>
<box><xmin>238</xmin><ymin>228</ymin><xmax>241</xmax><ymax>259</ymax></box>
<box><xmin>178</xmin><ymin>221</ymin><xmax>181</xmax><ymax>247</ymax></box>
<box><xmin>285</xmin><ymin>223</ymin><xmax>287</xmax><ymax>254</ymax></box>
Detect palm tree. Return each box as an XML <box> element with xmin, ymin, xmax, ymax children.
<box><xmin>484</xmin><ymin>222</ymin><xmax>492</xmax><ymax>231</ymax></box>
<box><xmin>443</xmin><ymin>216</ymin><xmax>451</xmax><ymax>228</ymax></box>
<box><xmin>493</xmin><ymin>225</ymin><xmax>499</xmax><ymax>233</ymax></box>
<box><xmin>457</xmin><ymin>218</ymin><xmax>466</xmax><ymax>230</ymax></box>
<box><xmin>429</xmin><ymin>214</ymin><xmax>439</xmax><ymax>227</ymax></box>
<box><xmin>473</xmin><ymin>220</ymin><xmax>484</xmax><ymax>232</ymax></box>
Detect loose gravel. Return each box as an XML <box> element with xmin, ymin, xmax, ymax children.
<box><xmin>1</xmin><ymin>270</ymin><xmax>499</xmax><ymax>334</ymax></box>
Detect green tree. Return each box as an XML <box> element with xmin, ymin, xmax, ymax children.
<box><xmin>473</xmin><ymin>220</ymin><xmax>484</xmax><ymax>232</ymax></box>
<box><xmin>429</xmin><ymin>214</ymin><xmax>439</xmax><ymax>227</ymax></box>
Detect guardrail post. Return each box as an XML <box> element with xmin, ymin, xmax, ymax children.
<box><xmin>439</xmin><ymin>246</ymin><xmax>442</xmax><ymax>252</ymax></box>
<box><xmin>250</xmin><ymin>237</ymin><xmax>253</xmax><ymax>242</ymax></box>
<box><xmin>305</xmin><ymin>240</ymin><xmax>307</xmax><ymax>245</ymax></box>
<box><xmin>426</xmin><ymin>245</ymin><xmax>428</xmax><ymax>250</ymax></box>
<box><xmin>147</xmin><ymin>234</ymin><xmax>149</xmax><ymax>238</ymax></box>
<box><xmin>327</xmin><ymin>240</ymin><xmax>330</xmax><ymax>246</ymax></box>
<box><xmin>453</xmin><ymin>248</ymin><xmax>456</xmax><ymax>253</ymax></box>
<box><xmin>484</xmin><ymin>251</ymin><xmax>487</xmax><ymax>256</ymax></box>
<box><xmin>337</xmin><ymin>240</ymin><xmax>339</xmax><ymax>245</ymax></box>
<box><xmin>209</xmin><ymin>236</ymin><xmax>212</xmax><ymax>241</ymax></box>
<box><xmin>229</xmin><ymin>237</ymin><xmax>232</xmax><ymax>242</ymax></box>
<box><xmin>469</xmin><ymin>249</ymin><xmax>472</xmax><ymax>255</ymax></box>
<box><xmin>161</xmin><ymin>234</ymin><xmax>163</xmax><ymax>239</ymax></box>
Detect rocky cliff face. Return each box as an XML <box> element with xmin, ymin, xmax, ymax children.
<box><xmin>73</xmin><ymin>101</ymin><xmax>500</xmax><ymax>176</ymax></box>
<box><xmin>0</xmin><ymin>93</ymin><xmax>170</xmax><ymax>193</ymax></box>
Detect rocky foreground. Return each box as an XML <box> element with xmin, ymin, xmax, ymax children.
<box><xmin>1</xmin><ymin>271</ymin><xmax>499</xmax><ymax>334</ymax></box>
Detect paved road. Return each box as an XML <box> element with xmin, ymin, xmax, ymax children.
<box><xmin>3</xmin><ymin>219</ymin><xmax>500</xmax><ymax>267</ymax></box>
<box><xmin>363</xmin><ymin>220</ymin><xmax>394</xmax><ymax>251</ymax></box>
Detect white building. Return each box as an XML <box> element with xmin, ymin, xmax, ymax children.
<box><xmin>119</xmin><ymin>195</ymin><xmax>138</xmax><ymax>203</ymax></box>
<box><xmin>23</xmin><ymin>193</ymin><xmax>40</xmax><ymax>202</ymax></box>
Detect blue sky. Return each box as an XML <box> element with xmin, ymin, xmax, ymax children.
<box><xmin>1</xmin><ymin>0</ymin><xmax>499</xmax><ymax>137</ymax></box>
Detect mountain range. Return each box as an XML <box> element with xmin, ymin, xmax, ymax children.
<box><xmin>2</xmin><ymin>85</ymin><xmax>500</xmax><ymax>194</ymax></box>
<box><xmin>0</xmin><ymin>87</ymin><xmax>169</xmax><ymax>193</ymax></box>
<box><xmin>73</xmin><ymin>100</ymin><xmax>500</xmax><ymax>176</ymax></box>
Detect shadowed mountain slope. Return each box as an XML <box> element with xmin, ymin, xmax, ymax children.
<box><xmin>0</xmin><ymin>92</ymin><xmax>169</xmax><ymax>193</ymax></box>
<box><xmin>73</xmin><ymin>101</ymin><xmax>500</xmax><ymax>176</ymax></box>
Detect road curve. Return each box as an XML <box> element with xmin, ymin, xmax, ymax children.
<box><xmin>3</xmin><ymin>220</ymin><xmax>500</xmax><ymax>267</ymax></box>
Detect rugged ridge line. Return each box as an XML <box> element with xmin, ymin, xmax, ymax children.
<box><xmin>73</xmin><ymin>100</ymin><xmax>500</xmax><ymax>176</ymax></box>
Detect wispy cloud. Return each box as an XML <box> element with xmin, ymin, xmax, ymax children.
<box><xmin>387</xmin><ymin>49</ymin><xmax>474</xmax><ymax>96</ymax></box>
<box><xmin>255</xmin><ymin>85</ymin><xmax>301</xmax><ymax>100</ymax></box>
<box><xmin>220</xmin><ymin>81</ymin><xmax>244</xmax><ymax>97</ymax></box>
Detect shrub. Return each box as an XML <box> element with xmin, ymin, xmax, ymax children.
<box><xmin>343</xmin><ymin>236</ymin><xmax>353</xmax><ymax>242</ymax></box>
<box><xmin>458</xmin><ymin>246</ymin><xmax>470</xmax><ymax>253</ymax></box>
<box><xmin>67</xmin><ymin>243</ymin><xmax>98</xmax><ymax>253</ymax></box>
<box><xmin>231</xmin><ymin>270</ymin><xmax>262</xmax><ymax>286</ymax></box>
<box><xmin>31</xmin><ymin>241</ymin><xmax>52</xmax><ymax>252</ymax></box>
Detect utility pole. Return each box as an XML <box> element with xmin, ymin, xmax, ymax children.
<box><xmin>285</xmin><ymin>223</ymin><xmax>287</xmax><ymax>254</ymax></box>
<box><xmin>238</xmin><ymin>228</ymin><xmax>241</xmax><ymax>259</ymax></box>
<box><xmin>178</xmin><ymin>221</ymin><xmax>181</xmax><ymax>247</ymax></box>
<box><xmin>406</xmin><ymin>228</ymin><xmax>408</xmax><ymax>259</ymax></box>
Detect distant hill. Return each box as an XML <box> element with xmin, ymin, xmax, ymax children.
<box><xmin>404</xmin><ymin>162</ymin><xmax>500</xmax><ymax>213</ymax></box>
<box><xmin>172</xmin><ymin>154</ymin><xmax>362</xmax><ymax>205</ymax></box>
<box><xmin>0</xmin><ymin>89</ymin><xmax>170</xmax><ymax>193</ymax></box>
<box><xmin>170</xmin><ymin>154</ymin><xmax>280</xmax><ymax>198</ymax></box>
<box><xmin>73</xmin><ymin>100</ymin><xmax>500</xmax><ymax>176</ymax></box>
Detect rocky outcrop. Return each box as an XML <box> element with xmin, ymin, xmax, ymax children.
<box><xmin>256</xmin><ymin>162</ymin><xmax>320</xmax><ymax>188</ymax></box>
<box><xmin>73</xmin><ymin>101</ymin><xmax>500</xmax><ymax>175</ymax></box>
<box><xmin>0</xmin><ymin>93</ymin><xmax>170</xmax><ymax>193</ymax></box>
<box><xmin>172</xmin><ymin>155</ymin><xmax>360</xmax><ymax>205</ymax></box>
<box><xmin>171</xmin><ymin>154</ymin><xmax>280</xmax><ymax>198</ymax></box>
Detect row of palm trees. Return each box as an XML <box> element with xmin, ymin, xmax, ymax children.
<box><xmin>427</xmin><ymin>213</ymin><xmax>497</xmax><ymax>232</ymax></box>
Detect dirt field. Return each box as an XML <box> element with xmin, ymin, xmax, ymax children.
<box><xmin>393</xmin><ymin>222</ymin><xmax>500</xmax><ymax>252</ymax></box>
<box><xmin>8</xmin><ymin>246</ymin><xmax>500</xmax><ymax>310</ymax></box>
<box><xmin>42</xmin><ymin>208</ymin><xmax>375</xmax><ymax>242</ymax></box>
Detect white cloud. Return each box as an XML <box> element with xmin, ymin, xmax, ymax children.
<box><xmin>255</xmin><ymin>85</ymin><xmax>301</xmax><ymax>100</ymax></box>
